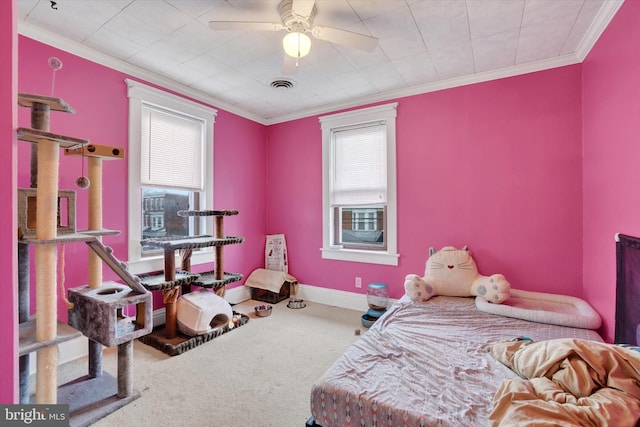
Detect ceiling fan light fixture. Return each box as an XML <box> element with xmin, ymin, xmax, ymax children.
<box><xmin>283</xmin><ymin>31</ymin><xmax>311</xmax><ymax>58</ymax></box>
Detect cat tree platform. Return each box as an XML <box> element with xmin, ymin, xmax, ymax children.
<box><xmin>57</xmin><ymin>372</ymin><xmax>140</xmax><ymax>427</ymax></box>
<box><xmin>137</xmin><ymin>312</ymin><xmax>249</xmax><ymax>356</ymax></box>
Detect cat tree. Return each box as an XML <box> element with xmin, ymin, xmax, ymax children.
<box><xmin>137</xmin><ymin>209</ymin><xmax>249</xmax><ymax>356</ymax></box>
<box><xmin>17</xmin><ymin>93</ymin><xmax>85</xmax><ymax>404</ymax></box>
<box><xmin>17</xmin><ymin>92</ymin><xmax>152</xmax><ymax>425</ymax></box>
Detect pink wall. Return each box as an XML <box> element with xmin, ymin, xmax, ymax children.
<box><xmin>3</xmin><ymin>0</ymin><xmax>636</xmax><ymax>402</ymax></box>
<box><xmin>267</xmin><ymin>66</ymin><xmax>584</xmax><ymax>302</ymax></box>
<box><xmin>17</xmin><ymin>36</ymin><xmax>267</xmax><ymax>318</ymax></box>
<box><xmin>212</xmin><ymin>109</ymin><xmax>268</xmax><ymax>276</ymax></box>
<box><xmin>582</xmin><ymin>0</ymin><xmax>640</xmax><ymax>343</ymax></box>
<box><xmin>0</xmin><ymin>0</ymin><xmax>18</xmax><ymax>404</ymax></box>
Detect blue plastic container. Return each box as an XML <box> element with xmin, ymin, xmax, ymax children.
<box><xmin>367</xmin><ymin>282</ymin><xmax>389</xmax><ymax>311</ymax></box>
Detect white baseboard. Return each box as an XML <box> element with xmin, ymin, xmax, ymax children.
<box><xmin>232</xmin><ymin>283</ymin><xmax>370</xmax><ymax>312</ymax></box>
<box><xmin>296</xmin><ymin>284</ymin><xmax>369</xmax><ymax>312</ymax></box>
<box><xmin>50</xmin><ymin>284</ymin><xmax>370</xmax><ymax>368</ymax></box>
<box><xmin>226</xmin><ymin>285</ymin><xmax>252</xmax><ymax>305</ymax></box>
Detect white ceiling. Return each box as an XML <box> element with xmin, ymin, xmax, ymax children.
<box><xmin>17</xmin><ymin>0</ymin><xmax>623</xmax><ymax>125</ymax></box>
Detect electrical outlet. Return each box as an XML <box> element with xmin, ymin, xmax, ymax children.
<box><xmin>355</xmin><ymin>277</ymin><xmax>362</xmax><ymax>288</ymax></box>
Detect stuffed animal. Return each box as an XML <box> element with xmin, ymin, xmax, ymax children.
<box><xmin>404</xmin><ymin>246</ymin><xmax>510</xmax><ymax>304</ymax></box>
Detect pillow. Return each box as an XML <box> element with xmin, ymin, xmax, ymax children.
<box><xmin>404</xmin><ymin>246</ymin><xmax>510</xmax><ymax>303</ymax></box>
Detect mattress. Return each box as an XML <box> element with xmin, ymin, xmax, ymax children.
<box><xmin>309</xmin><ymin>296</ymin><xmax>603</xmax><ymax>427</ymax></box>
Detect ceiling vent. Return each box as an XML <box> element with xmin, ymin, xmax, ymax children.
<box><xmin>270</xmin><ymin>78</ymin><xmax>295</xmax><ymax>90</ymax></box>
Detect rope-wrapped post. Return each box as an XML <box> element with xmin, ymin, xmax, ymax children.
<box><xmin>87</xmin><ymin>156</ymin><xmax>104</xmax><ymax>378</ymax></box>
<box><xmin>88</xmin><ymin>156</ymin><xmax>103</xmax><ymax>287</ymax></box>
<box><xmin>34</xmin><ymin>100</ymin><xmax>59</xmax><ymax>403</ymax></box>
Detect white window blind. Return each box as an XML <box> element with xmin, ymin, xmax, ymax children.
<box><xmin>331</xmin><ymin>123</ymin><xmax>387</xmax><ymax>206</ymax></box>
<box><xmin>141</xmin><ymin>104</ymin><xmax>204</xmax><ymax>191</ymax></box>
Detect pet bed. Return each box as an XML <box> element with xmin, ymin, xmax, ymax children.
<box><xmin>475</xmin><ymin>289</ymin><xmax>601</xmax><ymax>330</ymax></box>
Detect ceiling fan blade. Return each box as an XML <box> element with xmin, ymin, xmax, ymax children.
<box><xmin>208</xmin><ymin>21</ymin><xmax>284</xmax><ymax>32</ymax></box>
<box><xmin>291</xmin><ymin>0</ymin><xmax>315</xmax><ymax>17</ymax></box>
<box><xmin>311</xmin><ymin>26</ymin><xmax>378</xmax><ymax>52</ymax></box>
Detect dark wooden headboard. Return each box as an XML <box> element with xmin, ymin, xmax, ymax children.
<box><xmin>615</xmin><ymin>233</ymin><xmax>640</xmax><ymax>345</ymax></box>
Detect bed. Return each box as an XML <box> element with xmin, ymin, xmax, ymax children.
<box><xmin>307</xmin><ymin>295</ymin><xmax>609</xmax><ymax>427</ymax></box>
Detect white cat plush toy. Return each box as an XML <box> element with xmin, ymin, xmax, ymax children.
<box><xmin>404</xmin><ymin>245</ymin><xmax>510</xmax><ymax>304</ymax></box>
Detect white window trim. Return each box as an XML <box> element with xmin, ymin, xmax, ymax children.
<box><xmin>320</xmin><ymin>102</ymin><xmax>399</xmax><ymax>266</ymax></box>
<box><xmin>125</xmin><ymin>79</ymin><xmax>217</xmax><ymax>274</ymax></box>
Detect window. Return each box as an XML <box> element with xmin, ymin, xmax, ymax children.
<box><xmin>320</xmin><ymin>103</ymin><xmax>398</xmax><ymax>265</ymax></box>
<box><xmin>126</xmin><ymin>79</ymin><xmax>216</xmax><ymax>274</ymax></box>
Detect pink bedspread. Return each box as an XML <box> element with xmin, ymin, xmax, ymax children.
<box><xmin>310</xmin><ymin>296</ymin><xmax>602</xmax><ymax>427</ymax></box>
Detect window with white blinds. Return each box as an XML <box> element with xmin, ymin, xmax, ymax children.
<box><xmin>141</xmin><ymin>105</ymin><xmax>204</xmax><ymax>191</ymax></box>
<box><xmin>126</xmin><ymin>79</ymin><xmax>216</xmax><ymax>273</ymax></box>
<box><xmin>331</xmin><ymin>123</ymin><xmax>387</xmax><ymax>207</ymax></box>
<box><xmin>320</xmin><ymin>102</ymin><xmax>399</xmax><ymax>266</ymax></box>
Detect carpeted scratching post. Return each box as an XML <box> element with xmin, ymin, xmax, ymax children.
<box><xmin>163</xmin><ymin>248</ymin><xmax>180</xmax><ymax>339</ymax></box>
<box><xmin>34</xmin><ymin>100</ymin><xmax>59</xmax><ymax>404</ymax></box>
<box><xmin>18</xmin><ymin>97</ymin><xmax>46</xmax><ymax>403</ymax></box>
<box><xmin>118</xmin><ymin>341</ymin><xmax>133</xmax><ymax>398</ymax></box>
<box><xmin>18</xmin><ymin>242</ymin><xmax>30</xmax><ymax>403</ymax></box>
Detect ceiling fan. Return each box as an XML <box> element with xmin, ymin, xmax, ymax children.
<box><xmin>208</xmin><ymin>0</ymin><xmax>379</xmax><ymax>60</ymax></box>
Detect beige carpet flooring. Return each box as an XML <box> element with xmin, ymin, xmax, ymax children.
<box><xmin>53</xmin><ymin>299</ymin><xmax>364</xmax><ymax>427</ymax></box>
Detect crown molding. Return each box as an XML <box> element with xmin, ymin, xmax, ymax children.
<box><xmin>19</xmin><ymin>0</ymin><xmax>622</xmax><ymax>127</ymax></box>
<box><xmin>575</xmin><ymin>0</ymin><xmax>625</xmax><ymax>61</ymax></box>
<box><xmin>264</xmin><ymin>53</ymin><xmax>582</xmax><ymax>125</ymax></box>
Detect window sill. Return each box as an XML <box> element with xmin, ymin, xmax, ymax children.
<box><xmin>321</xmin><ymin>247</ymin><xmax>399</xmax><ymax>266</ymax></box>
<box><xmin>127</xmin><ymin>249</ymin><xmax>213</xmax><ymax>275</ymax></box>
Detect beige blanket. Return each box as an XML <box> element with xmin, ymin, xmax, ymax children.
<box><xmin>488</xmin><ymin>338</ymin><xmax>640</xmax><ymax>426</ymax></box>
<box><xmin>244</xmin><ymin>268</ymin><xmax>293</xmax><ymax>294</ymax></box>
